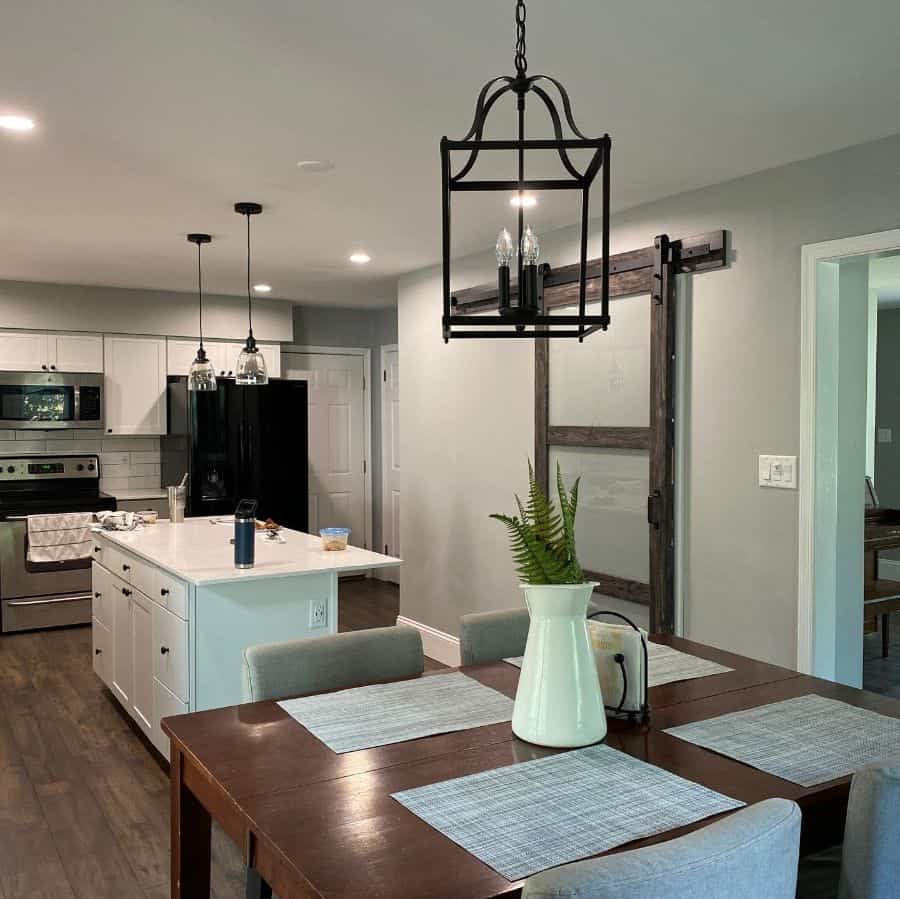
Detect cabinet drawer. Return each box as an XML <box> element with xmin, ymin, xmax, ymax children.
<box><xmin>152</xmin><ymin>602</ymin><xmax>189</xmax><ymax>702</ymax></box>
<box><xmin>154</xmin><ymin>569</ymin><xmax>188</xmax><ymax>619</ymax></box>
<box><xmin>91</xmin><ymin>562</ymin><xmax>114</xmax><ymax>627</ymax></box>
<box><xmin>153</xmin><ymin>677</ymin><xmax>188</xmax><ymax>760</ymax></box>
<box><xmin>92</xmin><ymin>618</ymin><xmax>111</xmax><ymax>687</ymax></box>
<box><xmin>104</xmin><ymin>545</ymin><xmax>133</xmax><ymax>582</ymax></box>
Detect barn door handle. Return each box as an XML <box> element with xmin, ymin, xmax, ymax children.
<box><xmin>647</xmin><ymin>490</ymin><xmax>661</xmax><ymax>529</ymax></box>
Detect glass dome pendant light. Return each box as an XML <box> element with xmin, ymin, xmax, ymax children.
<box><xmin>234</xmin><ymin>202</ymin><xmax>268</xmax><ymax>386</ymax></box>
<box><xmin>186</xmin><ymin>233</ymin><xmax>217</xmax><ymax>392</ymax></box>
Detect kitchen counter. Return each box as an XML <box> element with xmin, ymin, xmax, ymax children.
<box><xmin>97</xmin><ymin>517</ymin><xmax>400</xmax><ymax>585</ymax></box>
<box><xmin>90</xmin><ymin>517</ymin><xmax>402</xmax><ymax>753</ymax></box>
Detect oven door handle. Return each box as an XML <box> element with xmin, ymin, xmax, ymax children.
<box><xmin>3</xmin><ymin>516</ymin><xmax>29</xmax><ymax>522</ymax></box>
<box><xmin>5</xmin><ymin>594</ymin><xmax>93</xmax><ymax>607</ymax></box>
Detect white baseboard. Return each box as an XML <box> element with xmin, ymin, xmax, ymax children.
<box><xmin>396</xmin><ymin>615</ymin><xmax>461</xmax><ymax>667</ymax></box>
<box><xmin>879</xmin><ymin>557</ymin><xmax>900</xmax><ymax>581</ymax></box>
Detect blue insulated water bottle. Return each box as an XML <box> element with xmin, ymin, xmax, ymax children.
<box><xmin>234</xmin><ymin>499</ymin><xmax>258</xmax><ymax>569</ymax></box>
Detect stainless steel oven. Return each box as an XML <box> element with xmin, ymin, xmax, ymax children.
<box><xmin>0</xmin><ymin>371</ymin><xmax>103</xmax><ymax>430</ymax></box>
<box><xmin>0</xmin><ymin>454</ymin><xmax>116</xmax><ymax>632</ymax></box>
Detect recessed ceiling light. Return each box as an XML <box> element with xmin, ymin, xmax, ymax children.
<box><xmin>510</xmin><ymin>194</ymin><xmax>537</xmax><ymax>208</ymax></box>
<box><xmin>349</xmin><ymin>253</ymin><xmax>371</xmax><ymax>264</ymax></box>
<box><xmin>253</xmin><ymin>283</ymin><xmax>272</xmax><ymax>293</ymax></box>
<box><xmin>296</xmin><ymin>160</ymin><xmax>335</xmax><ymax>173</ymax></box>
<box><xmin>0</xmin><ymin>115</ymin><xmax>35</xmax><ymax>132</ymax></box>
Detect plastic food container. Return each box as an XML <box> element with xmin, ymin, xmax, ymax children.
<box><xmin>320</xmin><ymin>527</ymin><xmax>350</xmax><ymax>551</ymax></box>
<box><xmin>138</xmin><ymin>510</ymin><xmax>159</xmax><ymax>524</ymax></box>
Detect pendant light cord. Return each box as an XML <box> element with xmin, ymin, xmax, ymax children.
<box><xmin>245</xmin><ymin>212</ymin><xmax>254</xmax><ymax>339</ymax></box>
<box><xmin>197</xmin><ymin>240</ymin><xmax>204</xmax><ymax>351</ymax></box>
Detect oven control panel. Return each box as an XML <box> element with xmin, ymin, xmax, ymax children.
<box><xmin>0</xmin><ymin>455</ymin><xmax>100</xmax><ymax>481</ymax></box>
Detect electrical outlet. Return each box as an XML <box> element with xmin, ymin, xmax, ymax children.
<box><xmin>309</xmin><ymin>598</ymin><xmax>327</xmax><ymax>629</ymax></box>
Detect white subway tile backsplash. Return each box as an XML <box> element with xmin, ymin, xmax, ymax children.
<box><xmin>100</xmin><ymin>463</ymin><xmax>130</xmax><ymax>478</ymax></box>
<box><xmin>99</xmin><ymin>477</ymin><xmax>130</xmax><ymax>491</ymax></box>
<box><xmin>44</xmin><ymin>431</ymin><xmax>76</xmax><ymax>441</ymax></box>
<box><xmin>124</xmin><ymin>475</ymin><xmax>163</xmax><ymax>489</ymax></box>
<box><xmin>67</xmin><ymin>440</ymin><xmax>104</xmax><ymax>452</ymax></box>
<box><xmin>0</xmin><ymin>440</ymin><xmax>45</xmax><ymax>453</ymax></box>
<box><xmin>101</xmin><ymin>452</ymin><xmax>131</xmax><ymax>466</ymax></box>
<box><xmin>0</xmin><ymin>431</ymin><xmax>15</xmax><ymax>441</ymax></box>
<box><xmin>130</xmin><ymin>451</ymin><xmax>160</xmax><ymax>465</ymax></box>
<box><xmin>15</xmin><ymin>430</ymin><xmax>71</xmax><ymax>441</ymax></box>
<box><xmin>100</xmin><ymin>437</ymin><xmax>158</xmax><ymax>452</ymax></box>
<box><xmin>129</xmin><ymin>463</ymin><xmax>160</xmax><ymax>477</ymax></box>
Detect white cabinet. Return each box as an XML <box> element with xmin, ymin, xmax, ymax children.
<box><xmin>103</xmin><ymin>335</ymin><xmax>167</xmax><ymax>435</ymax></box>
<box><xmin>152</xmin><ymin>602</ymin><xmax>189</xmax><ymax>702</ymax></box>
<box><xmin>92</xmin><ymin>561</ymin><xmax>114</xmax><ymax>627</ymax></box>
<box><xmin>153</xmin><ymin>678</ymin><xmax>187</xmax><ymax>759</ymax></box>
<box><xmin>166</xmin><ymin>337</ymin><xmax>280</xmax><ymax>379</ymax></box>
<box><xmin>50</xmin><ymin>334</ymin><xmax>104</xmax><ymax>372</ymax></box>
<box><xmin>92</xmin><ymin>617</ymin><xmax>112</xmax><ymax>688</ymax></box>
<box><xmin>111</xmin><ymin>579</ymin><xmax>133</xmax><ymax>706</ymax></box>
<box><xmin>131</xmin><ymin>593</ymin><xmax>154</xmax><ymax>738</ymax></box>
<box><xmin>0</xmin><ymin>330</ymin><xmax>103</xmax><ymax>372</ymax></box>
<box><xmin>0</xmin><ymin>331</ymin><xmax>49</xmax><ymax>371</ymax></box>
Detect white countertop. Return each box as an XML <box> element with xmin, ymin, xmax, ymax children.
<box><xmin>96</xmin><ymin>517</ymin><xmax>401</xmax><ymax>586</ymax></box>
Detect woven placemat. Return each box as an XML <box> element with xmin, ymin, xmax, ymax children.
<box><xmin>277</xmin><ymin>671</ymin><xmax>513</xmax><ymax>753</ymax></box>
<box><xmin>665</xmin><ymin>693</ymin><xmax>900</xmax><ymax>786</ymax></box>
<box><xmin>392</xmin><ymin>743</ymin><xmax>744</xmax><ymax>881</ymax></box>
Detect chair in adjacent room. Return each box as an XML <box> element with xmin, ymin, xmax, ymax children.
<box><xmin>459</xmin><ymin>607</ymin><xmax>530</xmax><ymax>665</ymax></box>
<box><xmin>798</xmin><ymin>757</ymin><xmax>900</xmax><ymax>899</ymax></box>
<box><xmin>521</xmin><ymin>798</ymin><xmax>801</xmax><ymax>899</ymax></box>
<box><xmin>239</xmin><ymin>625</ymin><xmax>425</xmax><ymax>898</ymax></box>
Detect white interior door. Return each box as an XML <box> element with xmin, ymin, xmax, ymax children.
<box><xmin>282</xmin><ymin>352</ymin><xmax>368</xmax><ymax>548</ymax></box>
<box><xmin>381</xmin><ymin>347</ymin><xmax>400</xmax><ymax>584</ymax></box>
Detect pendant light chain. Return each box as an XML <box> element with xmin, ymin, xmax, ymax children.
<box><xmin>245</xmin><ymin>212</ymin><xmax>254</xmax><ymax>339</ymax></box>
<box><xmin>514</xmin><ymin>0</ymin><xmax>527</xmax><ymax>77</ymax></box>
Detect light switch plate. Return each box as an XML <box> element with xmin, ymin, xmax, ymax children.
<box><xmin>878</xmin><ymin>427</ymin><xmax>893</xmax><ymax>444</ymax></box>
<box><xmin>759</xmin><ymin>455</ymin><xmax>797</xmax><ymax>489</ymax></box>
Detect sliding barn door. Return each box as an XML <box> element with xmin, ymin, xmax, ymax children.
<box><xmin>536</xmin><ymin>239</ymin><xmax>677</xmax><ymax>633</ymax></box>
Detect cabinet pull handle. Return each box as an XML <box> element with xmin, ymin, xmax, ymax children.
<box><xmin>160</xmin><ymin>588</ymin><xmax>170</xmax><ymax>597</ymax></box>
<box><xmin>94</xmin><ymin>592</ymin><xmax>101</xmax><ymax>598</ymax></box>
<box><xmin>160</xmin><ymin>646</ymin><xmax>169</xmax><ymax>655</ymax></box>
<box><xmin>122</xmin><ymin>564</ymin><xmax>130</xmax><ymax>572</ymax></box>
<box><xmin>41</xmin><ymin>364</ymin><xmax>48</xmax><ymax>371</ymax></box>
<box><xmin>122</xmin><ymin>588</ymin><xmax>132</xmax><ymax>597</ymax></box>
<box><xmin>50</xmin><ymin>365</ymin><xmax>56</xmax><ymax>370</ymax></box>
<box><xmin>94</xmin><ymin>546</ymin><xmax>101</xmax><ymax>553</ymax></box>
<box><xmin>95</xmin><ymin>648</ymin><xmax>102</xmax><ymax>655</ymax></box>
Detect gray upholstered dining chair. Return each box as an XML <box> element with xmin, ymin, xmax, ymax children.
<box><xmin>798</xmin><ymin>756</ymin><xmax>900</xmax><ymax>899</ymax></box>
<box><xmin>241</xmin><ymin>624</ymin><xmax>425</xmax><ymax>702</ymax></box>
<box><xmin>521</xmin><ymin>798</ymin><xmax>801</xmax><ymax>899</ymax></box>
<box><xmin>459</xmin><ymin>607</ymin><xmax>530</xmax><ymax>665</ymax></box>
<box><xmin>240</xmin><ymin>625</ymin><xmax>426</xmax><ymax>898</ymax></box>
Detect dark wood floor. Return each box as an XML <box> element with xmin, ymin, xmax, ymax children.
<box><xmin>863</xmin><ymin>611</ymin><xmax>900</xmax><ymax>699</ymax></box>
<box><xmin>0</xmin><ymin>577</ymin><xmax>435</xmax><ymax>899</ymax></box>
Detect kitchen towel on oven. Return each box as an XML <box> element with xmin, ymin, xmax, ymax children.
<box><xmin>26</xmin><ymin>512</ymin><xmax>94</xmax><ymax>562</ymax></box>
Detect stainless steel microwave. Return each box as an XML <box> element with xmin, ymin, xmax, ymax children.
<box><xmin>0</xmin><ymin>371</ymin><xmax>103</xmax><ymax>429</ymax></box>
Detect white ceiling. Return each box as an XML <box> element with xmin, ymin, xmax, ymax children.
<box><xmin>4</xmin><ymin>0</ymin><xmax>900</xmax><ymax>308</ymax></box>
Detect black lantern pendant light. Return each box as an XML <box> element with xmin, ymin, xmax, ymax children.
<box><xmin>441</xmin><ymin>0</ymin><xmax>611</xmax><ymax>341</ymax></box>
<box><xmin>186</xmin><ymin>233</ymin><xmax>216</xmax><ymax>392</ymax></box>
<box><xmin>234</xmin><ymin>202</ymin><xmax>268</xmax><ymax>385</ymax></box>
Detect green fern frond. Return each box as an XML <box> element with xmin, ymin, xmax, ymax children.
<box><xmin>490</xmin><ymin>460</ymin><xmax>584</xmax><ymax>585</ymax></box>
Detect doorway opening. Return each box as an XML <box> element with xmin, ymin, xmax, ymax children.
<box><xmin>799</xmin><ymin>228</ymin><xmax>900</xmax><ymax>695</ymax></box>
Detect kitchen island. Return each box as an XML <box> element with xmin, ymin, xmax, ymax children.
<box><xmin>90</xmin><ymin>517</ymin><xmax>400</xmax><ymax>758</ymax></box>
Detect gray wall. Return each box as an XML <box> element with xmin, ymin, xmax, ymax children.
<box><xmin>876</xmin><ymin>308</ymin><xmax>900</xmax><ymax>507</ymax></box>
<box><xmin>0</xmin><ymin>279</ymin><xmax>292</xmax><ymax>341</ymax></box>
<box><xmin>398</xmin><ymin>131</ymin><xmax>900</xmax><ymax>669</ymax></box>
<box><xmin>291</xmin><ymin>304</ymin><xmax>398</xmax><ymax>555</ymax></box>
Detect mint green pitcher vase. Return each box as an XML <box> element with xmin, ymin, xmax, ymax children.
<box><xmin>512</xmin><ymin>582</ymin><xmax>607</xmax><ymax>748</ymax></box>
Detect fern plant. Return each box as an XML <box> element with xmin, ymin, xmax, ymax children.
<box><xmin>490</xmin><ymin>460</ymin><xmax>584</xmax><ymax>585</ymax></box>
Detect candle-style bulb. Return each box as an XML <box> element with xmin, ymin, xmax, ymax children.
<box><xmin>521</xmin><ymin>226</ymin><xmax>540</xmax><ymax>265</ymax></box>
<box><xmin>496</xmin><ymin>228</ymin><xmax>514</xmax><ymax>266</ymax></box>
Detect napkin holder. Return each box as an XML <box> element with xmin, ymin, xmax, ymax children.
<box><xmin>587</xmin><ymin>611</ymin><xmax>650</xmax><ymax>722</ymax></box>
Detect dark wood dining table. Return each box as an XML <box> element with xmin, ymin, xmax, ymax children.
<box><xmin>162</xmin><ymin>635</ymin><xmax>900</xmax><ymax>899</ymax></box>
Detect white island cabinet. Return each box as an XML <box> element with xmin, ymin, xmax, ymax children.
<box><xmin>91</xmin><ymin>518</ymin><xmax>400</xmax><ymax>758</ymax></box>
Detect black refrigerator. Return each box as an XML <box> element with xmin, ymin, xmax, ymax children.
<box><xmin>161</xmin><ymin>377</ymin><xmax>309</xmax><ymax>532</ymax></box>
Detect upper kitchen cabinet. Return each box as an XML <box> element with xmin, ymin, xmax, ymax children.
<box><xmin>166</xmin><ymin>338</ymin><xmax>281</xmax><ymax>379</ymax></box>
<box><xmin>104</xmin><ymin>335</ymin><xmax>167</xmax><ymax>435</ymax></box>
<box><xmin>0</xmin><ymin>330</ymin><xmax>103</xmax><ymax>372</ymax></box>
